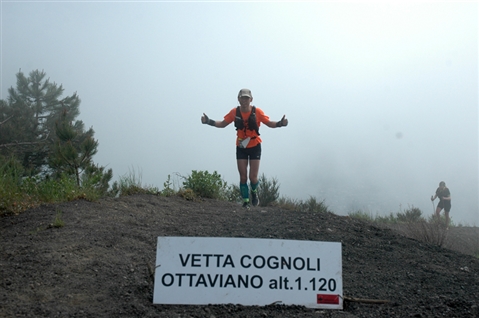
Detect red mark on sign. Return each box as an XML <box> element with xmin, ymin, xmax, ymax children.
<box><xmin>317</xmin><ymin>294</ymin><xmax>339</xmax><ymax>305</ymax></box>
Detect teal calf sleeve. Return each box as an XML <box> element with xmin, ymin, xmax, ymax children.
<box><xmin>240</xmin><ymin>183</ymin><xmax>249</xmax><ymax>200</ymax></box>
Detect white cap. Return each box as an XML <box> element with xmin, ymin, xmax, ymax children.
<box><xmin>238</xmin><ymin>88</ymin><xmax>252</xmax><ymax>98</ymax></box>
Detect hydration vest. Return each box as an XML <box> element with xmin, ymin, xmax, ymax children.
<box><xmin>234</xmin><ymin>106</ymin><xmax>260</xmax><ymax>136</ymax></box>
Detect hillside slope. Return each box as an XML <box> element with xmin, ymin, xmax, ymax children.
<box><xmin>1</xmin><ymin>194</ymin><xmax>478</xmax><ymax>317</ymax></box>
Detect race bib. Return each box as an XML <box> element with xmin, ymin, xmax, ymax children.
<box><xmin>239</xmin><ymin>137</ymin><xmax>251</xmax><ymax>148</ymax></box>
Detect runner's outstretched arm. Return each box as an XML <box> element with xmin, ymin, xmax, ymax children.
<box><xmin>201</xmin><ymin>113</ymin><xmax>230</xmax><ymax>128</ymax></box>
<box><xmin>265</xmin><ymin>115</ymin><xmax>288</xmax><ymax>128</ymax></box>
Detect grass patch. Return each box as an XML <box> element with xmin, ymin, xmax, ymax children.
<box><xmin>1</xmin><ymin>173</ymin><xmax>102</xmax><ymax>216</ymax></box>
<box><xmin>51</xmin><ymin>209</ymin><xmax>65</xmax><ymax>228</ymax></box>
<box><xmin>348</xmin><ymin>210</ymin><xmax>375</xmax><ymax>222</ymax></box>
<box><xmin>116</xmin><ymin>167</ymin><xmax>159</xmax><ymax>196</ymax></box>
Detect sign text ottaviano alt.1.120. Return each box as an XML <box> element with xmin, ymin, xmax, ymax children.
<box><xmin>153</xmin><ymin>236</ymin><xmax>343</xmax><ymax>309</ymax></box>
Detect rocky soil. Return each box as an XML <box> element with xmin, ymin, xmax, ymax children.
<box><xmin>1</xmin><ymin>194</ymin><xmax>478</xmax><ymax>317</ymax></box>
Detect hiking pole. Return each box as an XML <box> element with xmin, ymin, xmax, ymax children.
<box><xmin>431</xmin><ymin>196</ymin><xmax>436</xmax><ymax>216</ymax></box>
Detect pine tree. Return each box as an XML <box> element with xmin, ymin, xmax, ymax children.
<box><xmin>50</xmin><ymin>110</ymin><xmax>99</xmax><ymax>187</ymax></box>
<box><xmin>50</xmin><ymin>109</ymin><xmax>113</xmax><ymax>194</ymax></box>
<box><xmin>0</xmin><ymin>94</ymin><xmax>38</xmax><ymax>157</ymax></box>
<box><xmin>1</xmin><ymin>69</ymin><xmax>113</xmax><ymax>196</ymax></box>
<box><xmin>0</xmin><ymin>69</ymin><xmax>81</xmax><ymax>175</ymax></box>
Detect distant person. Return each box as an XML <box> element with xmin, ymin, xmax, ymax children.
<box><xmin>431</xmin><ymin>181</ymin><xmax>451</xmax><ymax>228</ymax></box>
<box><xmin>201</xmin><ymin>88</ymin><xmax>288</xmax><ymax>209</ymax></box>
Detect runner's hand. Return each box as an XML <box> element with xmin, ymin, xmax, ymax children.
<box><xmin>276</xmin><ymin>115</ymin><xmax>288</xmax><ymax>127</ymax></box>
<box><xmin>201</xmin><ymin>113</ymin><xmax>209</xmax><ymax>124</ymax></box>
<box><xmin>202</xmin><ymin>113</ymin><xmax>215</xmax><ymax>126</ymax></box>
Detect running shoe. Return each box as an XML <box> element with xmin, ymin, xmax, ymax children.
<box><xmin>251</xmin><ymin>191</ymin><xmax>259</xmax><ymax>207</ymax></box>
<box><xmin>242</xmin><ymin>201</ymin><xmax>251</xmax><ymax>210</ymax></box>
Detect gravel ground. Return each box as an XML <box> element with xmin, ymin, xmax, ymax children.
<box><xmin>1</xmin><ymin>194</ymin><xmax>478</xmax><ymax>317</ymax></box>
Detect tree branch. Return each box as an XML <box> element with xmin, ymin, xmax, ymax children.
<box><xmin>0</xmin><ymin>115</ymin><xmax>14</xmax><ymax>126</ymax></box>
<box><xmin>344</xmin><ymin>296</ymin><xmax>390</xmax><ymax>304</ymax></box>
<box><xmin>0</xmin><ymin>132</ymin><xmax>50</xmax><ymax>149</ymax></box>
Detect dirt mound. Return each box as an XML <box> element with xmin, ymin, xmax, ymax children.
<box><xmin>1</xmin><ymin>194</ymin><xmax>478</xmax><ymax>317</ymax></box>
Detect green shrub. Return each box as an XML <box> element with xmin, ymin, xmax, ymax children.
<box><xmin>161</xmin><ymin>174</ymin><xmax>176</xmax><ymax>197</ymax></box>
<box><xmin>0</xmin><ymin>158</ymin><xmax>36</xmax><ymax>215</ymax></box>
<box><xmin>397</xmin><ymin>206</ymin><xmax>423</xmax><ymax>223</ymax></box>
<box><xmin>0</xmin><ymin>156</ymin><xmax>24</xmax><ymax>186</ymax></box>
<box><xmin>36</xmin><ymin>174</ymin><xmax>78</xmax><ymax>202</ymax></box>
<box><xmin>0</xmin><ymin>167</ymin><xmax>99</xmax><ymax>215</ymax></box>
<box><xmin>257</xmin><ymin>173</ymin><xmax>280</xmax><ymax>206</ymax></box>
<box><xmin>182</xmin><ymin>170</ymin><xmax>226</xmax><ymax>199</ymax></box>
<box><xmin>298</xmin><ymin>196</ymin><xmax>329</xmax><ymax>213</ymax></box>
<box><xmin>81</xmin><ymin>164</ymin><xmax>113</xmax><ymax>197</ymax></box>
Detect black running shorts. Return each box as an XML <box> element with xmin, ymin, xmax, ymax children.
<box><xmin>236</xmin><ymin>144</ymin><xmax>261</xmax><ymax>160</ymax></box>
<box><xmin>437</xmin><ymin>200</ymin><xmax>451</xmax><ymax>213</ymax></box>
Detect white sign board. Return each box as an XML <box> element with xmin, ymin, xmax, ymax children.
<box><xmin>153</xmin><ymin>237</ymin><xmax>342</xmax><ymax>309</ymax></box>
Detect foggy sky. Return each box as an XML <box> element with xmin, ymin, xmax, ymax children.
<box><xmin>1</xmin><ymin>1</ymin><xmax>478</xmax><ymax>225</ymax></box>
